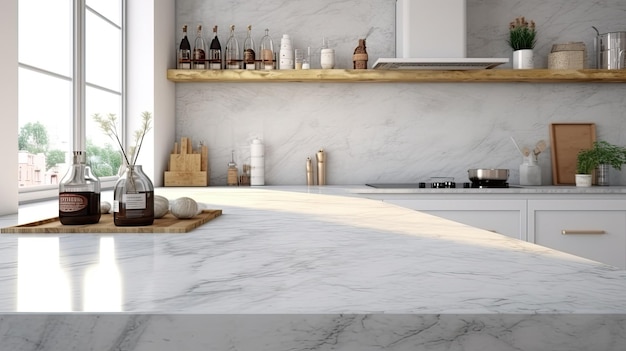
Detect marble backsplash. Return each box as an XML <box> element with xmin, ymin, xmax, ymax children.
<box><xmin>175</xmin><ymin>0</ymin><xmax>626</xmax><ymax>186</ymax></box>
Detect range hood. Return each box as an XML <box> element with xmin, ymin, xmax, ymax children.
<box><xmin>374</xmin><ymin>0</ymin><xmax>508</xmax><ymax>70</ymax></box>
<box><xmin>373</xmin><ymin>58</ymin><xmax>509</xmax><ymax>70</ymax></box>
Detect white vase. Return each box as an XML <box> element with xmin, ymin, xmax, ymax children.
<box><xmin>575</xmin><ymin>174</ymin><xmax>592</xmax><ymax>187</ymax></box>
<box><xmin>513</xmin><ymin>49</ymin><xmax>534</xmax><ymax>69</ymax></box>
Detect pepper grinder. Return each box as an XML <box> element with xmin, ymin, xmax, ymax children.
<box><xmin>227</xmin><ymin>150</ymin><xmax>239</xmax><ymax>186</ymax></box>
<box><xmin>316</xmin><ymin>149</ymin><xmax>326</xmax><ymax>185</ymax></box>
<box><xmin>306</xmin><ymin>157</ymin><xmax>314</xmax><ymax>185</ymax></box>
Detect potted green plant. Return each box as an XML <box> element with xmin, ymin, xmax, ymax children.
<box><xmin>576</xmin><ymin>141</ymin><xmax>626</xmax><ymax>186</ymax></box>
<box><xmin>507</xmin><ymin>16</ymin><xmax>537</xmax><ymax>69</ymax></box>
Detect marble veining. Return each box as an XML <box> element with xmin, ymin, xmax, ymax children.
<box><xmin>0</xmin><ymin>187</ymin><xmax>625</xmax><ymax>350</ymax></box>
<box><xmin>175</xmin><ymin>0</ymin><xmax>626</xmax><ymax>187</ymax></box>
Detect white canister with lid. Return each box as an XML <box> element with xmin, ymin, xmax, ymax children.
<box><xmin>320</xmin><ymin>37</ymin><xmax>335</xmax><ymax>69</ymax></box>
<box><xmin>279</xmin><ymin>34</ymin><xmax>294</xmax><ymax>69</ymax></box>
<box><xmin>250</xmin><ymin>138</ymin><xmax>265</xmax><ymax>185</ymax></box>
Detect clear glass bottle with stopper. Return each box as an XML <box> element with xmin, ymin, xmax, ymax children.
<box><xmin>192</xmin><ymin>24</ymin><xmax>207</xmax><ymax>69</ymax></box>
<box><xmin>59</xmin><ymin>151</ymin><xmax>101</xmax><ymax>225</ymax></box>
<box><xmin>209</xmin><ymin>25</ymin><xmax>222</xmax><ymax>69</ymax></box>
<box><xmin>259</xmin><ymin>28</ymin><xmax>275</xmax><ymax>70</ymax></box>
<box><xmin>225</xmin><ymin>25</ymin><xmax>241</xmax><ymax>69</ymax></box>
<box><xmin>243</xmin><ymin>25</ymin><xmax>256</xmax><ymax>70</ymax></box>
<box><xmin>177</xmin><ymin>25</ymin><xmax>191</xmax><ymax>69</ymax></box>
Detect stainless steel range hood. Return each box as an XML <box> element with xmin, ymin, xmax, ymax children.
<box><xmin>373</xmin><ymin>58</ymin><xmax>509</xmax><ymax>70</ymax></box>
<box><xmin>374</xmin><ymin>0</ymin><xmax>508</xmax><ymax>70</ymax></box>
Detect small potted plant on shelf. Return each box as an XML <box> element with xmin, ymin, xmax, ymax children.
<box><xmin>507</xmin><ymin>16</ymin><xmax>537</xmax><ymax>69</ymax></box>
<box><xmin>576</xmin><ymin>141</ymin><xmax>626</xmax><ymax>187</ymax></box>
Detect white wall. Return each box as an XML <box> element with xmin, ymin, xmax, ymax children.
<box><xmin>127</xmin><ymin>0</ymin><xmax>176</xmax><ymax>186</ymax></box>
<box><xmin>0</xmin><ymin>0</ymin><xmax>18</xmax><ymax>215</ymax></box>
<box><xmin>175</xmin><ymin>0</ymin><xmax>626</xmax><ymax>186</ymax></box>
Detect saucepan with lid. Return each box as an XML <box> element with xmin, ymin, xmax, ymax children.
<box><xmin>467</xmin><ymin>168</ymin><xmax>509</xmax><ymax>182</ymax></box>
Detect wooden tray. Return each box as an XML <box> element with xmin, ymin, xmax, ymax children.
<box><xmin>1</xmin><ymin>210</ymin><xmax>222</xmax><ymax>234</ymax></box>
<box><xmin>550</xmin><ymin>123</ymin><xmax>596</xmax><ymax>185</ymax></box>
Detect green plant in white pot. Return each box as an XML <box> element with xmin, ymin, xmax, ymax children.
<box><xmin>576</xmin><ymin>141</ymin><xmax>626</xmax><ymax>186</ymax></box>
<box><xmin>507</xmin><ymin>16</ymin><xmax>537</xmax><ymax>69</ymax></box>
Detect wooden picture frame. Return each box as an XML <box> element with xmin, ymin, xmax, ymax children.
<box><xmin>549</xmin><ymin>123</ymin><xmax>596</xmax><ymax>185</ymax></box>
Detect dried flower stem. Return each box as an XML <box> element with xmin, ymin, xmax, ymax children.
<box><xmin>93</xmin><ymin>111</ymin><xmax>153</xmax><ymax>168</ymax></box>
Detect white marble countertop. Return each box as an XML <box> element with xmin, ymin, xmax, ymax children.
<box><xmin>354</xmin><ymin>184</ymin><xmax>626</xmax><ymax>195</ymax></box>
<box><xmin>0</xmin><ymin>186</ymin><xmax>624</xmax><ymax>314</ymax></box>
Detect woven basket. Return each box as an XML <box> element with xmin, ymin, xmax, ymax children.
<box><xmin>548</xmin><ymin>42</ymin><xmax>587</xmax><ymax>69</ymax></box>
<box><xmin>548</xmin><ymin>51</ymin><xmax>585</xmax><ymax>69</ymax></box>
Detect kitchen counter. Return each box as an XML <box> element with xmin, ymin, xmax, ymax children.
<box><xmin>355</xmin><ymin>184</ymin><xmax>626</xmax><ymax>195</ymax></box>
<box><xmin>0</xmin><ymin>186</ymin><xmax>625</xmax><ymax>350</ymax></box>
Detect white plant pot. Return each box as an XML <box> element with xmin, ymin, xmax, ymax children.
<box><xmin>575</xmin><ymin>174</ymin><xmax>592</xmax><ymax>187</ymax></box>
<box><xmin>513</xmin><ymin>49</ymin><xmax>534</xmax><ymax>69</ymax></box>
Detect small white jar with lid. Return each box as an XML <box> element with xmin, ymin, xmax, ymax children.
<box><xmin>320</xmin><ymin>37</ymin><xmax>335</xmax><ymax>69</ymax></box>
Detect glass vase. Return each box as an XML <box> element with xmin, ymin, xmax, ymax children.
<box><xmin>113</xmin><ymin>165</ymin><xmax>154</xmax><ymax>226</ymax></box>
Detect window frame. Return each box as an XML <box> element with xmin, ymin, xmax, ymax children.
<box><xmin>17</xmin><ymin>0</ymin><xmax>126</xmax><ymax>204</ymax></box>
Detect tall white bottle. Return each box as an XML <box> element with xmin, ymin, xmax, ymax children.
<box><xmin>279</xmin><ymin>34</ymin><xmax>294</xmax><ymax>69</ymax></box>
<box><xmin>251</xmin><ymin>138</ymin><xmax>265</xmax><ymax>185</ymax></box>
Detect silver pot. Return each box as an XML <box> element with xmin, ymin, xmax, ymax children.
<box><xmin>593</xmin><ymin>27</ymin><xmax>626</xmax><ymax>69</ymax></box>
<box><xmin>467</xmin><ymin>168</ymin><xmax>509</xmax><ymax>181</ymax></box>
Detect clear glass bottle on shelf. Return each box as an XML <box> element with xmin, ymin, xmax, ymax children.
<box><xmin>177</xmin><ymin>25</ymin><xmax>191</xmax><ymax>69</ymax></box>
<box><xmin>192</xmin><ymin>24</ymin><xmax>207</xmax><ymax>69</ymax></box>
<box><xmin>225</xmin><ymin>25</ymin><xmax>241</xmax><ymax>69</ymax></box>
<box><xmin>243</xmin><ymin>25</ymin><xmax>256</xmax><ymax>70</ymax></box>
<box><xmin>59</xmin><ymin>151</ymin><xmax>101</xmax><ymax>225</ymax></box>
<box><xmin>259</xmin><ymin>28</ymin><xmax>275</xmax><ymax>70</ymax></box>
<box><xmin>209</xmin><ymin>25</ymin><xmax>222</xmax><ymax>69</ymax></box>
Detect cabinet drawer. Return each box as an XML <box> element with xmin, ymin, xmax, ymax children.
<box><xmin>528</xmin><ymin>200</ymin><xmax>626</xmax><ymax>269</ymax></box>
<box><xmin>386</xmin><ymin>199</ymin><xmax>526</xmax><ymax>240</ymax></box>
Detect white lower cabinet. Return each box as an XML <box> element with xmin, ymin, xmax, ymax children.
<box><xmin>528</xmin><ymin>199</ymin><xmax>626</xmax><ymax>269</ymax></box>
<box><xmin>377</xmin><ymin>195</ymin><xmax>626</xmax><ymax>269</ymax></box>
<box><xmin>385</xmin><ymin>199</ymin><xmax>527</xmax><ymax>240</ymax></box>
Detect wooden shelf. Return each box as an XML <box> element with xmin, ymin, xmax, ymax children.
<box><xmin>167</xmin><ymin>69</ymin><xmax>626</xmax><ymax>83</ymax></box>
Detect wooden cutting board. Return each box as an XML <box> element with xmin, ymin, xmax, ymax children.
<box><xmin>1</xmin><ymin>210</ymin><xmax>222</xmax><ymax>234</ymax></box>
<box><xmin>550</xmin><ymin>123</ymin><xmax>596</xmax><ymax>185</ymax></box>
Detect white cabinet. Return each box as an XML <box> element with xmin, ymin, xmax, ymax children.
<box><xmin>528</xmin><ymin>200</ymin><xmax>626</xmax><ymax>269</ymax></box>
<box><xmin>368</xmin><ymin>192</ymin><xmax>626</xmax><ymax>269</ymax></box>
<box><xmin>385</xmin><ymin>199</ymin><xmax>527</xmax><ymax>240</ymax></box>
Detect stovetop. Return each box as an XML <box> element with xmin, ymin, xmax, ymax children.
<box><xmin>366</xmin><ymin>181</ymin><xmax>510</xmax><ymax>189</ymax></box>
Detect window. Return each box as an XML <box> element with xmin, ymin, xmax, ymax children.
<box><xmin>18</xmin><ymin>0</ymin><xmax>124</xmax><ymax>196</ymax></box>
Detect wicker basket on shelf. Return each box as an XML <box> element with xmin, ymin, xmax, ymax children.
<box><xmin>548</xmin><ymin>42</ymin><xmax>587</xmax><ymax>69</ymax></box>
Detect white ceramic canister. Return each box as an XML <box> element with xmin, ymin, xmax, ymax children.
<box><xmin>519</xmin><ymin>154</ymin><xmax>541</xmax><ymax>186</ymax></box>
<box><xmin>250</xmin><ymin>138</ymin><xmax>265</xmax><ymax>186</ymax></box>
<box><xmin>279</xmin><ymin>34</ymin><xmax>294</xmax><ymax>69</ymax></box>
<box><xmin>320</xmin><ymin>37</ymin><xmax>335</xmax><ymax>69</ymax></box>
<box><xmin>321</xmin><ymin>48</ymin><xmax>335</xmax><ymax>69</ymax></box>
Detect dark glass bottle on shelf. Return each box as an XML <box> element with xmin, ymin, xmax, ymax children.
<box><xmin>243</xmin><ymin>25</ymin><xmax>255</xmax><ymax>69</ymax></box>
<box><xmin>192</xmin><ymin>24</ymin><xmax>207</xmax><ymax>69</ymax></box>
<box><xmin>209</xmin><ymin>25</ymin><xmax>222</xmax><ymax>69</ymax></box>
<box><xmin>59</xmin><ymin>151</ymin><xmax>101</xmax><ymax>225</ymax></box>
<box><xmin>177</xmin><ymin>25</ymin><xmax>191</xmax><ymax>69</ymax></box>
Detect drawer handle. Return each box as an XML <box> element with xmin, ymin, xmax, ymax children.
<box><xmin>561</xmin><ymin>230</ymin><xmax>606</xmax><ymax>235</ymax></box>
